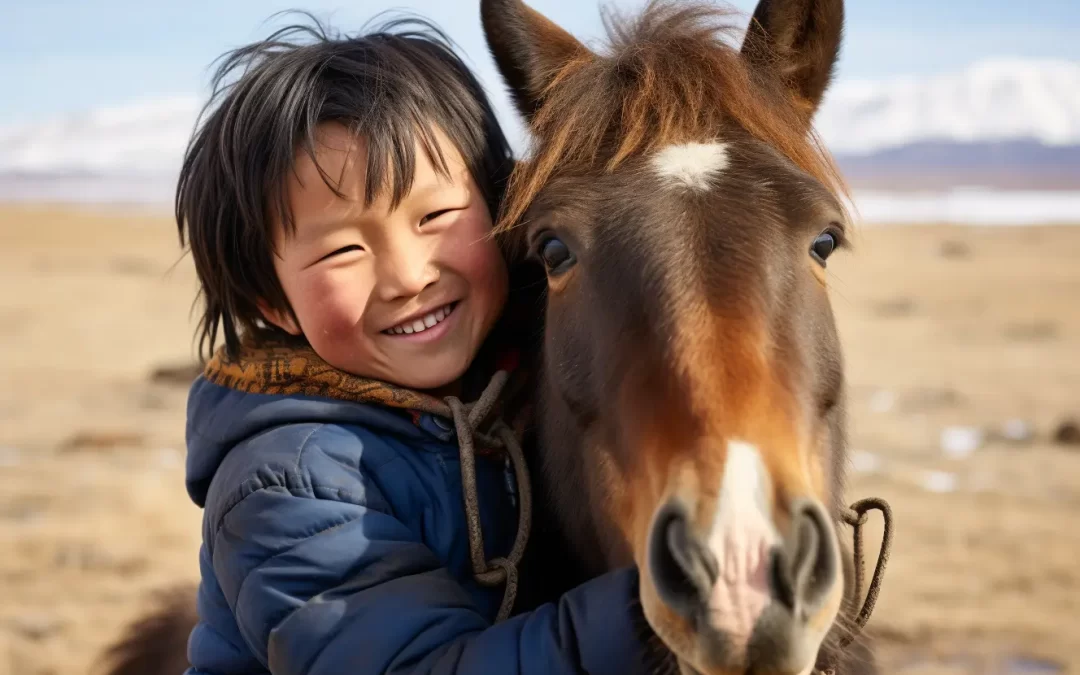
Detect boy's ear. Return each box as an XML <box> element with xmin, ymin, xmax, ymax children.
<box><xmin>256</xmin><ymin>299</ymin><xmax>302</xmax><ymax>336</ymax></box>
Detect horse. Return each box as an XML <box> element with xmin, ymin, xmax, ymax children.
<box><xmin>480</xmin><ymin>0</ymin><xmax>889</xmax><ymax>672</ymax></box>
<box><xmin>98</xmin><ymin>1</ymin><xmax>892</xmax><ymax>673</ymax></box>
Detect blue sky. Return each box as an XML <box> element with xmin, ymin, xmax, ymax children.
<box><xmin>2</xmin><ymin>0</ymin><xmax>1078</xmax><ymax>128</ymax></box>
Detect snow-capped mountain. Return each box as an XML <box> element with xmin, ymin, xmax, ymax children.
<box><xmin>0</xmin><ymin>96</ymin><xmax>201</xmax><ymax>175</ymax></box>
<box><xmin>2</xmin><ymin>58</ymin><xmax>1079</xmax><ymax>204</ymax></box>
<box><xmin>816</xmin><ymin>58</ymin><xmax>1080</xmax><ymax>156</ymax></box>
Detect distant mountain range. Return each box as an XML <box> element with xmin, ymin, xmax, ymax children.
<box><xmin>834</xmin><ymin>140</ymin><xmax>1080</xmax><ymax>191</ymax></box>
<box><xmin>0</xmin><ymin>96</ymin><xmax>198</xmax><ymax>176</ymax></box>
<box><xmin>815</xmin><ymin>58</ymin><xmax>1080</xmax><ymax>190</ymax></box>
<box><xmin>816</xmin><ymin>58</ymin><xmax>1080</xmax><ymax>153</ymax></box>
<box><xmin>2</xmin><ymin>58</ymin><xmax>1080</xmax><ymax>199</ymax></box>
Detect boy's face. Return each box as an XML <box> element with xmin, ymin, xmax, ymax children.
<box><xmin>260</xmin><ymin>123</ymin><xmax>509</xmax><ymax>391</ymax></box>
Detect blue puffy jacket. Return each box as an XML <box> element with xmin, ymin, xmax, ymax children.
<box><xmin>182</xmin><ymin>342</ymin><xmax>650</xmax><ymax>674</ymax></box>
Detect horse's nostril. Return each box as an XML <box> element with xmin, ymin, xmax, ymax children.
<box><xmin>771</xmin><ymin>499</ymin><xmax>838</xmax><ymax>619</ymax></box>
<box><xmin>649</xmin><ymin>503</ymin><xmax>717</xmax><ymax>619</ymax></box>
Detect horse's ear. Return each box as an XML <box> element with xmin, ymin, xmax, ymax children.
<box><xmin>740</xmin><ymin>0</ymin><xmax>844</xmax><ymax>122</ymax></box>
<box><xmin>481</xmin><ymin>0</ymin><xmax>589</xmax><ymax>122</ymax></box>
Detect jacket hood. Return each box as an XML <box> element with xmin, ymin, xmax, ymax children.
<box><xmin>184</xmin><ymin>341</ymin><xmax>454</xmax><ymax>507</ymax></box>
<box><xmin>184</xmin><ymin>339</ymin><xmax>531</xmax><ymax>507</ymax></box>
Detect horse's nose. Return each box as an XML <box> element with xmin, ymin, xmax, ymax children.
<box><xmin>646</xmin><ymin>496</ymin><xmax>842</xmax><ymax>674</ymax></box>
<box><xmin>648</xmin><ymin>501</ymin><xmax>718</xmax><ymax>618</ymax></box>
<box><xmin>745</xmin><ymin>498</ymin><xmax>842</xmax><ymax>673</ymax></box>
<box><xmin>772</xmin><ymin>498</ymin><xmax>839</xmax><ymax>618</ymax></box>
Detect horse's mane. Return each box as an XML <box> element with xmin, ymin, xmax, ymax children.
<box><xmin>497</xmin><ymin>0</ymin><xmax>846</xmax><ymax>231</ymax></box>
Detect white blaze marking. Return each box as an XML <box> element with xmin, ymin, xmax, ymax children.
<box><xmin>706</xmin><ymin>440</ymin><xmax>779</xmax><ymax>643</ymax></box>
<box><xmin>650</xmin><ymin>141</ymin><xmax>729</xmax><ymax>191</ymax></box>
<box><xmin>708</xmin><ymin>440</ymin><xmax>778</xmax><ymax>571</ymax></box>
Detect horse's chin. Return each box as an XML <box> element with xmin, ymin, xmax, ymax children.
<box><xmin>671</xmin><ymin>659</ymin><xmax>813</xmax><ymax>675</ymax></box>
<box><xmin>669</xmin><ymin>659</ymin><xmax>819</xmax><ymax>675</ymax></box>
<box><xmin>642</xmin><ymin>590</ymin><xmax>841</xmax><ymax>675</ymax></box>
<box><xmin>666</xmin><ymin>646</ymin><xmax>821</xmax><ymax>675</ymax></box>
<box><xmin>670</xmin><ymin>644</ymin><xmax>822</xmax><ymax>675</ymax></box>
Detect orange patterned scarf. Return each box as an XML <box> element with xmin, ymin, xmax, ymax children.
<box><xmin>202</xmin><ymin>338</ymin><xmax>530</xmax><ymax>431</ymax></box>
<box><xmin>203</xmin><ymin>340</ymin><xmax>452</xmax><ymax>418</ymax></box>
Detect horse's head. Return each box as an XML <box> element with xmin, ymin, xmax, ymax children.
<box><xmin>483</xmin><ymin>0</ymin><xmax>851</xmax><ymax>672</ymax></box>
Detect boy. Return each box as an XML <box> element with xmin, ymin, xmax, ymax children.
<box><xmin>176</xmin><ymin>15</ymin><xmax>653</xmax><ymax>675</ymax></box>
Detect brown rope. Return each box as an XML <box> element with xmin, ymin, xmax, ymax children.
<box><xmin>838</xmin><ymin>497</ymin><xmax>893</xmax><ymax>647</ymax></box>
<box><xmin>813</xmin><ymin>497</ymin><xmax>893</xmax><ymax>675</ymax></box>
<box><xmin>444</xmin><ymin>371</ymin><xmax>533</xmax><ymax>622</ymax></box>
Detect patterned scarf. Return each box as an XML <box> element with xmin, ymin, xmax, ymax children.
<box><xmin>204</xmin><ymin>340</ymin><xmax>451</xmax><ymax>415</ymax></box>
<box><xmin>203</xmin><ymin>337</ymin><xmax>529</xmax><ymax>431</ymax></box>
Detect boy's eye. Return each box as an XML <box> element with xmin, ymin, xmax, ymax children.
<box><xmin>317</xmin><ymin>245</ymin><xmax>363</xmax><ymax>262</ymax></box>
<box><xmin>420</xmin><ymin>209</ymin><xmax>453</xmax><ymax>225</ymax></box>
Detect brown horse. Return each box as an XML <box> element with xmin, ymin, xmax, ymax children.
<box><xmin>481</xmin><ymin>0</ymin><xmax>883</xmax><ymax>673</ymax></box>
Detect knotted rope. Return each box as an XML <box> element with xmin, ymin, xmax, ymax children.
<box><xmin>838</xmin><ymin>497</ymin><xmax>893</xmax><ymax>648</ymax></box>
<box><xmin>441</xmin><ymin>370</ymin><xmax>532</xmax><ymax>622</ymax></box>
<box><xmin>816</xmin><ymin>496</ymin><xmax>895</xmax><ymax>675</ymax></box>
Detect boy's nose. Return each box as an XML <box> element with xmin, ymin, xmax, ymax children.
<box><xmin>376</xmin><ymin>252</ymin><xmax>440</xmax><ymax>301</ymax></box>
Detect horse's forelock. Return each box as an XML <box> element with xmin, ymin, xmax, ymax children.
<box><xmin>495</xmin><ymin>0</ymin><xmax>848</xmax><ymax>233</ymax></box>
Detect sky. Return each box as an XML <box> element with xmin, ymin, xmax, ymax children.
<box><xmin>1</xmin><ymin>0</ymin><xmax>1079</xmax><ymax>129</ymax></box>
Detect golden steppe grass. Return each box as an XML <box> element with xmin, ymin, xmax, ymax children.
<box><xmin>1</xmin><ymin>204</ymin><xmax>1078</xmax><ymax>674</ymax></box>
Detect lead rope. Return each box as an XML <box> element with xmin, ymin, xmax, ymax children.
<box><xmin>444</xmin><ymin>370</ymin><xmax>533</xmax><ymax>622</ymax></box>
<box><xmin>816</xmin><ymin>497</ymin><xmax>895</xmax><ymax>675</ymax></box>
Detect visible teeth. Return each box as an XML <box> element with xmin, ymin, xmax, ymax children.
<box><xmin>385</xmin><ymin>303</ymin><xmax>455</xmax><ymax>335</ymax></box>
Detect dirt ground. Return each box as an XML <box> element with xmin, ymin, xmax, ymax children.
<box><xmin>1</xmin><ymin>203</ymin><xmax>1078</xmax><ymax>675</ymax></box>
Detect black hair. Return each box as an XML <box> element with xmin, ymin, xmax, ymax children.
<box><xmin>177</xmin><ymin>12</ymin><xmax>514</xmax><ymax>360</ymax></box>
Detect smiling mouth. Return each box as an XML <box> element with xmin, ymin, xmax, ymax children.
<box><xmin>382</xmin><ymin>302</ymin><xmax>458</xmax><ymax>336</ymax></box>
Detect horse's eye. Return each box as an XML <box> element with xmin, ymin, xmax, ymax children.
<box><xmin>539</xmin><ymin>237</ymin><xmax>575</xmax><ymax>276</ymax></box>
<box><xmin>810</xmin><ymin>231</ymin><xmax>838</xmax><ymax>266</ymax></box>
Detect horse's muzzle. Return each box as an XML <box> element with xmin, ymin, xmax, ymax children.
<box><xmin>647</xmin><ymin>497</ymin><xmax>841</xmax><ymax>674</ymax></box>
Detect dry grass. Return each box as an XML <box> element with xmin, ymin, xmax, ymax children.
<box><xmin>1</xmin><ymin>204</ymin><xmax>1078</xmax><ymax>674</ymax></box>
<box><xmin>829</xmin><ymin>224</ymin><xmax>1080</xmax><ymax>672</ymax></box>
<box><xmin>0</xmin><ymin>205</ymin><xmax>201</xmax><ymax>675</ymax></box>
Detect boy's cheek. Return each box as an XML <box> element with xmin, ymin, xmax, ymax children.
<box><xmin>296</xmin><ymin>272</ymin><xmax>370</xmax><ymax>337</ymax></box>
<box><xmin>441</xmin><ymin>219</ymin><xmax>507</xmax><ymax>285</ymax></box>
<box><xmin>469</xmin><ymin>239</ymin><xmax>509</xmax><ymax>284</ymax></box>
<box><xmin>451</xmin><ymin>238</ymin><xmax>509</xmax><ymax>318</ymax></box>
